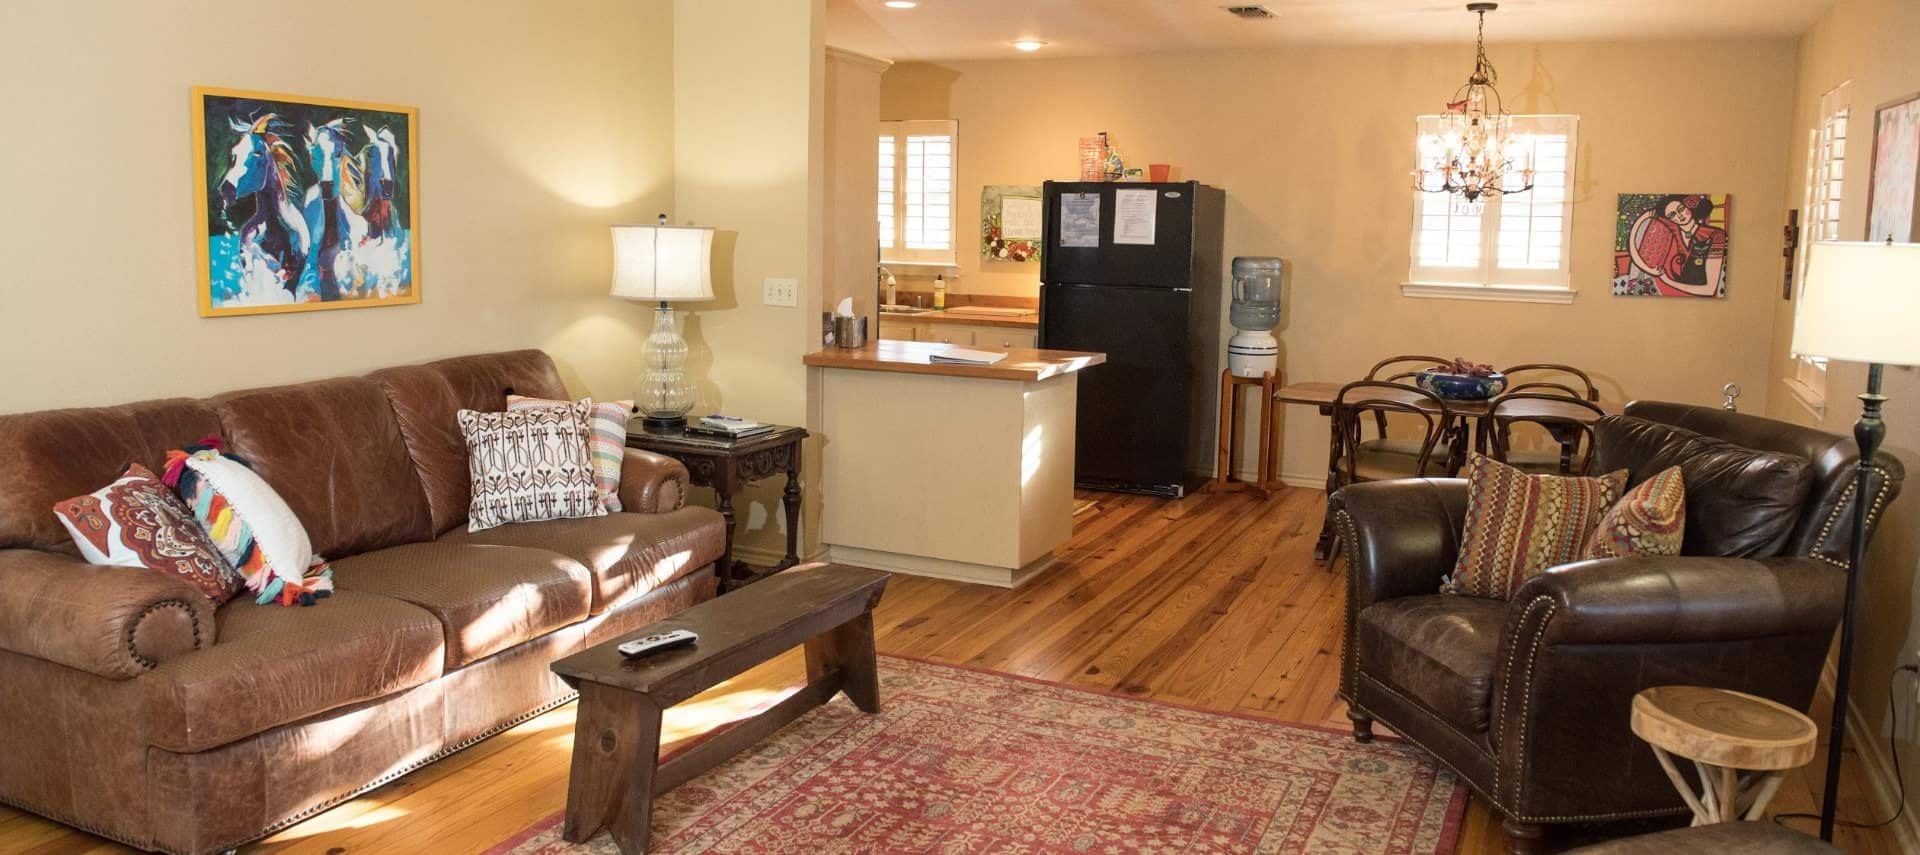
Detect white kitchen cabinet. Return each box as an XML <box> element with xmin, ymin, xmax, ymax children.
<box><xmin>924</xmin><ymin>323</ymin><xmax>976</xmax><ymax>346</ymax></box>
<box><xmin>972</xmin><ymin>327</ymin><xmax>1038</xmax><ymax>351</ymax></box>
<box><xmin>878</xmin><ymin>317</ymin><xmax>928</xmax><ymax>341</ymax></box>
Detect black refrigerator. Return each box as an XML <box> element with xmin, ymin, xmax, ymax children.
<box><xmin>1038</xmin><ymin>180</ymin><xmax>1226</xmax><ymax>497</ymax></box>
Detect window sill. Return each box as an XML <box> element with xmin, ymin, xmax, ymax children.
<box><xmin>879</xmin><ymin>259</ymin><xmax>959</xmax><ymax>270</ymax></box>
<box><xmin>1781</xmin><ymin>377</ymin><xmax>1827</xmax><ymax>420</ymax></box>
<box><xmin>1400</xmin><ymin>282</ymin><xmax>1576</xmax><ymax>305</ymax></box>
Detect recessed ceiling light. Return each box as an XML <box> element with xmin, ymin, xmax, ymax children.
<box><xmin>883</xmin><ymin>1</ymin><xmax>917</xmax><ymax>8</ymax></box>
<box><xmin>1011</xmin><ymin>39</ymin><xmax>1047</xmax><ymax>52</ymax></box>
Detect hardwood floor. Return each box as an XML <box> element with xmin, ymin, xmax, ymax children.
<box><xmin>0</xmin><ymin>487</ymin><xmax>1901</xmax><ymax>853</ymax></box>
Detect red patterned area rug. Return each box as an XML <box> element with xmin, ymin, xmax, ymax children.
<box><xmin>488</xmin><ymin>655</ymin><xmax>1466</xmax><ymax>854</ymax></box>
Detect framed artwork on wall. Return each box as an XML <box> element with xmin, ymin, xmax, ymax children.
<box><xmin>981</xmin><ymin>185</ymin><xmax>1043</xmax><ymax>263</ymax></box>
<box><xmin>1866</xmin><ymin>91</ymin><xmax>1920</xmax><ymax>243</ymax></box>
<box><xmin>1612</xmin><ymin>193</ymin><xmax>1731</xmax><ymax>298</ymax></box>
<box><xmin>192</xmin><ymin>86</ymin><xmax>420</xmax><ymax>317</ymax></box>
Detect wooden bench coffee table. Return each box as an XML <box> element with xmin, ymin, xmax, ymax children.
<box><xmin>550</xmin><ymin>563</ymin><xmax>889</xmax><ymax>854</ymax></box>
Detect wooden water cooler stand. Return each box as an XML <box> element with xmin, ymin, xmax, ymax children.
<box><xmin>1213</xmin><ymin>369</ymin><xmax>1281</xmax><ymax>497</ymax></box>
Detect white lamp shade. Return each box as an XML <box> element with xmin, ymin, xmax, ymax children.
<box><xmin>611</xmin><ymin>225</ymin><xmax>714</xmax><ymax>302</ymax></box>
<box><xmin>1792</xmin><ymin>241</ymin><xmax>1920</xmax><ymax>367</ymax></box>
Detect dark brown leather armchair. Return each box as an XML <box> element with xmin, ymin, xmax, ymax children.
<box><xmin>1331</xmin><ymin>402</ymin><xmax>1904</xmax><ymax>853</ymax></box>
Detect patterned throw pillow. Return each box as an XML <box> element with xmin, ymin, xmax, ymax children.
<box><xmin>507</xmin><ymin>394</ymin><xmax>631</xmax><ymax>513</ymax></box>
<box><xmin>459</xmin><ymin>402</ymin><xmax>605</xmax><ymax>532</ymax></box>
<box><xmin>52</xmin><ymin>463</ymin><xmax>245</xmax><ymax>605</ymax></box>
<box><xmin>164</xmin><ymin>439</ymin><xmax>334</xmax><ymax>607</ymax></box>
<box><xmin>1582</xmin><ymin>465</ymin><xmax>1687</xmax><ymax>560</ymax></box>
<box><xmin>1444</xmin><ymin>455</ymin><xmax>1629</xmax><ymax>600</ymax></box>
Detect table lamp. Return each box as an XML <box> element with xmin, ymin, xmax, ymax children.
<box><xmin>1790</xmin><ymin>239</ymin><xmax>1920</xmax><ymax>840</ymax></box>
<box><xmin>613</xmin><ymin>215</ymin><xmax>715</xmax><ymax>431</ymax></box>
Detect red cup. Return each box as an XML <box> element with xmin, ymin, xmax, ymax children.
<box><xmin>1148</xmin><ymin>163</ymin><xmax>1172</xmax><ymax>182</ymax></box>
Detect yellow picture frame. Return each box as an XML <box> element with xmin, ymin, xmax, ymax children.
<box><xmin>191</xmin><ymin>86</ymin><xmax>422</xmax><ymax>317</ymax></box>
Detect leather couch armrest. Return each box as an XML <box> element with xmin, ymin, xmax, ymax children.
<box><xmin>0</xmin><ymin>549</ymin><xmax>216</xmax><ymax>679</ymax></box>
<box><xmin>618</xmin><ymin>448</ymin><xmax>689</xmax><ymax>514</ymax></box>
<box><xmin>1329</xmin><ymin>478</ymin><xmax>1468</xmax><ymax>611</ymax></box>
<box><xmin>1506</xmin><ymin>555</ymin><xmax>1845</xmax><ymax>647</ymax></box>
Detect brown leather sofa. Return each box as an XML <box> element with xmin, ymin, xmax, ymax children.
<box><xmin>0</xmin><ymin>350</ymin><xmax>728</xmax><ymax>854</ymax></box>
<box><xmin>1331</xmin><ymin>402</ymin><xmax>1904</xmax><ymax>853</ymax></box>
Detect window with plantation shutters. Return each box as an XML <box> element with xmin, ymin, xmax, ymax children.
<box><xmin>1406</xmin><ymin>114</ymin><xmax>1579</xmax><ymax>303</ymax></box>
<box><xmin>1787</xmin><ymin>82</ymin><xmax>1851</xmax><ymax>414</ymax></box>
<box><xmin>878</xmin><ymin>120</ymin><xmax>957</xmax><ymax>265</ymax></box>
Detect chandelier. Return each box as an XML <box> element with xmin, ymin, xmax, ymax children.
<box><xmin>1411</xmin><ymin>2</ymin><xmax>1533</xmax><ymax>213</ymax></box>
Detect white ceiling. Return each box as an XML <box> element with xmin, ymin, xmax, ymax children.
<box><xmin>826</xmin><ymin>0</ymin><xmax>1833</xmax><ymax>61</ymax></box>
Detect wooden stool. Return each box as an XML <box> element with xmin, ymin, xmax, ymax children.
<box><xmin>1630</xmin><ymin>686</ymin><xmax>1817</xmax><ymax>825</ymax></box>
<box><xmin>1213</xmin><ymin>369</ymin><xmax>1278</xmax><ymax>496</ymax></box>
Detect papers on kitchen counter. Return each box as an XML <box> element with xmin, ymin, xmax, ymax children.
<box><xmin>928</xmin><ymin>347</ymin><xmax>1008</xmax><ymax>365</ymax></box>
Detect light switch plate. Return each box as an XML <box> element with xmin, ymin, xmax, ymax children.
<box><xmin>763</xmin><ymin>277</ymin><xmax>798</xmax><ymax>307</ymax></box>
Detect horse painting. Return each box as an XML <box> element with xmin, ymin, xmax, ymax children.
<box><xmin>194</xmin><ymin>87</ymin><xmax>418</xmax><ymax>317</ymax></box>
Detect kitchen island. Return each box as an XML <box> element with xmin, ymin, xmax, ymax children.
<box><xmin>804</xmin><ymin>340</ymin><xmax>1105</xmax><ymax>587</ymax></box>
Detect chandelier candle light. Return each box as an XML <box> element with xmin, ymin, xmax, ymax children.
<box><xmin>612</xmin><ymin>215</ymin><xmax>715</xmax><ymax>430</ymax></box>
<box><xmin>1412</xmin><ymin>2</ymin><xmax>1534</xmax><ymax>213</ymax></box>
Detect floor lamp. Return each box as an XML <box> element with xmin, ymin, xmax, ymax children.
<box><xmin>1790</xmin><ymin>239</ymin><xmax>1920</xmax><ymax>840</ymax></box>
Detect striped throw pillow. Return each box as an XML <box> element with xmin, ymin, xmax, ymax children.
<box><xmin>507</xmin><ymin>395</ymin><xmax>632</xmax><ymax>513</ymax></box>
<box><xmin>1581</xmin><ymin>465</ymin><xmax>1686</xmax><ymax>560</ymax></box>
<box><xmin>1444</xmin><ymin>455</ymin><xmax>1628</xmax><ymax>600</ymax></box>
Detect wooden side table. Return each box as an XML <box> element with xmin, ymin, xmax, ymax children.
<box><xmin>1630</xmin><ymin>685</ymin><xmax>1817</xmax><ymax>825</ymax></box>
<box><xmin>626</xmin><ymin>422</ymin><xmax>809</xmax><ymax>590</ymax></box>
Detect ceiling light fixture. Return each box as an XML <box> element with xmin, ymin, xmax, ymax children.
<box><xmin>883</xmin><ymin>1</ymin><xmax>917</xmax><ymax>8</ymax></box>
<box><xmin>1410</xmin><ymin>2</ymin><xmax>1534</xmax><ymax>213</ymax></box>
<box><xmin>1011</xmin><ymin>39</ymin><xmax>1047</xmax><ymax>52</ymax></box>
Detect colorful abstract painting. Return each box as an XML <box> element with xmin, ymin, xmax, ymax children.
<box><xmin>1613</xmin><ymin>193</ymin><xmax>1730</xmax><ymax>298</ymax></box>
<box><xmin>192</xmin><ymin>87</ymin><xmax>419</xmax><ymax>317</ymax></box>
<box><xmin>1868</xmin><ymin>92</ymin><xmax>1920</xmax><ymax>243</ymax></box>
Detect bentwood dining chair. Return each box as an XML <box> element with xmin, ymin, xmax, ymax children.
<box><xmin>1486</xmin><ymin>391</ymin><xmax>1607</xmax><ymax>474</ymax></box>
<box><xmin>1501</xmin><ymin>362</ymin><xmax>1601</xmax><ymax>401</ymax></box>
<box><xmin>1332</xmin><ymin>381</ymin><xmax>1458</xmax><ymax>485</ymax></box>
<box><xmin>1361</xmin><ymin>354</ymin><xmax>1467</xmax><ymax>461</ymax></box>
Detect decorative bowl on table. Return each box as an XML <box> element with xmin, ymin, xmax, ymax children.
<box><xmin>1415</xmin><ymin>369</ymin><xmax>1508</xmax><ymax>401</ymax></box>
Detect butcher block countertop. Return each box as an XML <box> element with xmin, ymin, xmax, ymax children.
<box><xmin>804</xmin><ymin>340</ymin><xmax>1105</xmax><ymax>382</ymax></box>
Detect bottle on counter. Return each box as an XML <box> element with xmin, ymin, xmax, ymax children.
<box><xmin>933</xmin><ymin>274</ymin><xmax>947</xmax><ymax>309</ymax></box>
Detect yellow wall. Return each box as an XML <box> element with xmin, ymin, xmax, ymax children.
<box><xmin>880</xmin><ymin>41</ymin><xmax>1797</xmax><ymax>483</ymax></box>
<box><xmin>1767</xmin><ymin>0</ymin><xmax>1920</xmax><ymax>817</ymax></box>
<box><xmin>0</xmin><ymin>0</ymin><xmax>676</xmax><ymax>412</ymax></box>
<box><xmin>673</xmin><ymin>0</ymin><xmax>826</xmax><ymax>558</ymax></box>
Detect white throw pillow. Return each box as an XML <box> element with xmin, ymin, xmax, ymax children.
<box><xmin>459</xmin><ymin>402</ymin><xmax>606</xmax><ymax>532</ymax></box>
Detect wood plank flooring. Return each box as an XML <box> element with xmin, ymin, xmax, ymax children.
<box><xmin>0</xmin><ymin>487</ymin><xmax>1901</xmax><ymax>854</ymax></box>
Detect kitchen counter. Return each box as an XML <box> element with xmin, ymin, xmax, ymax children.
<box><xmin>878</xmin><ymin>308</ymin><xmax>1038</xmax><ymax>329</ymax></box>
<box><xmin>803</xmin><ymin>340</ymin><xmax>1103</xmax><ymax>382</ymax></box>
<box><xmin>805</xmin><ymin>340</ymin><xmax>1106</xmax><ymax>588</ymax></box>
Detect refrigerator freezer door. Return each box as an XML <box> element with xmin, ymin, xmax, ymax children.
<box><xmin>1041</xmin><ymin>282</ymin><xmax>1192</xmax><ymax>494</ymax></box>
<box><xmin>1042</xmin><ymin>182</ymin><xmax>1198</xmax><ymax>289</ymax></box>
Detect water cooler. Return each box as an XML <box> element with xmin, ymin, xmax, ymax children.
<box><xmin>1227</xmin><ymin>257</ymin><xmax>1282</xmax><ymax>378</ymax></box>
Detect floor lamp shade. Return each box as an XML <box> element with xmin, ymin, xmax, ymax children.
<box><xmin>612</xmin><ymin>223</ymin><xmax>715</xmax><ymax>429</ymax></box>
<box><xmin>1791</xmin><ymin>241</ymin><xmax>1920</xmax><ymax>366</ymax></box>
<box><xmin>611</xmin><ymin>225</ymin><xmax>715</xmax><ymax>302</ymax></box>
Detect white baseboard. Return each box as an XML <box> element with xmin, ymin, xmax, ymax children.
<box><xmin>1223</xmin><ymin>463</ymin><xmax>1325</xmax><ymax>491</ymax></box>
<box><xmin>730</xmin><ymin>543</ymin><xmax>829</xmax><ymax>567</ymax></box>
<box><xmin>825</xmin><ymin>545</ymin><xmax>1055</xmax><ymax>589</ymax></box>
<box><xmin>1819</xmin><ymin>662</ymin><xmax>1920</xmax><ymax>849</ymax></box>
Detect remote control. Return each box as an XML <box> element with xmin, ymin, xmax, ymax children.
<box><xmin>617</xmin><ymin>629</ymin><xmax>698</xmax><ymax>659</ymax></box>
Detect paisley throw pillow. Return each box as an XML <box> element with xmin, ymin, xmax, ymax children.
<box><xmin>1581</xmin><ymin>465</ymin><xmax>1687</xmax><ymax>560</ymax></box>
<box><xmin>52</xmin><ymin>463</ymin><xmax>244</xmax><ymax>605</ymax></box>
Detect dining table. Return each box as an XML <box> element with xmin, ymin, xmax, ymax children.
<box><xmin>1273</xmin><ymin>380</ymin><xmax>1622</xmax><ymax>561</ymax></box>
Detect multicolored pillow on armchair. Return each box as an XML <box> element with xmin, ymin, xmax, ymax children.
<box><xmin>52</xmin><ymin>463</ymin><xmax>245</xmax><ymax>605</ymax></box>
<box><xmin>506</xmin><ymin>394</ymin><xmax>632</xmax><ymax>512</ymax></box>
<box><xmin>164</xmin><ymin>438</ymin><xmax>333</xmax><ymax>607</ymax></box>
<box><xmin>1444</xmin><ymin>454</ymin><xmax>1628</xmax><ymax>600</ymax></box>
<box><xmin>1582</xmin><ymin>465</ymin><xmax>1687</xmax><ymax>560</ymax></box>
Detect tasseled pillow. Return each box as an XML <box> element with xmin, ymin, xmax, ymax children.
<box><xmin>164</xmin><ymin>438</ymin><xmax>333</xmax><ymax>607</ymax></box>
